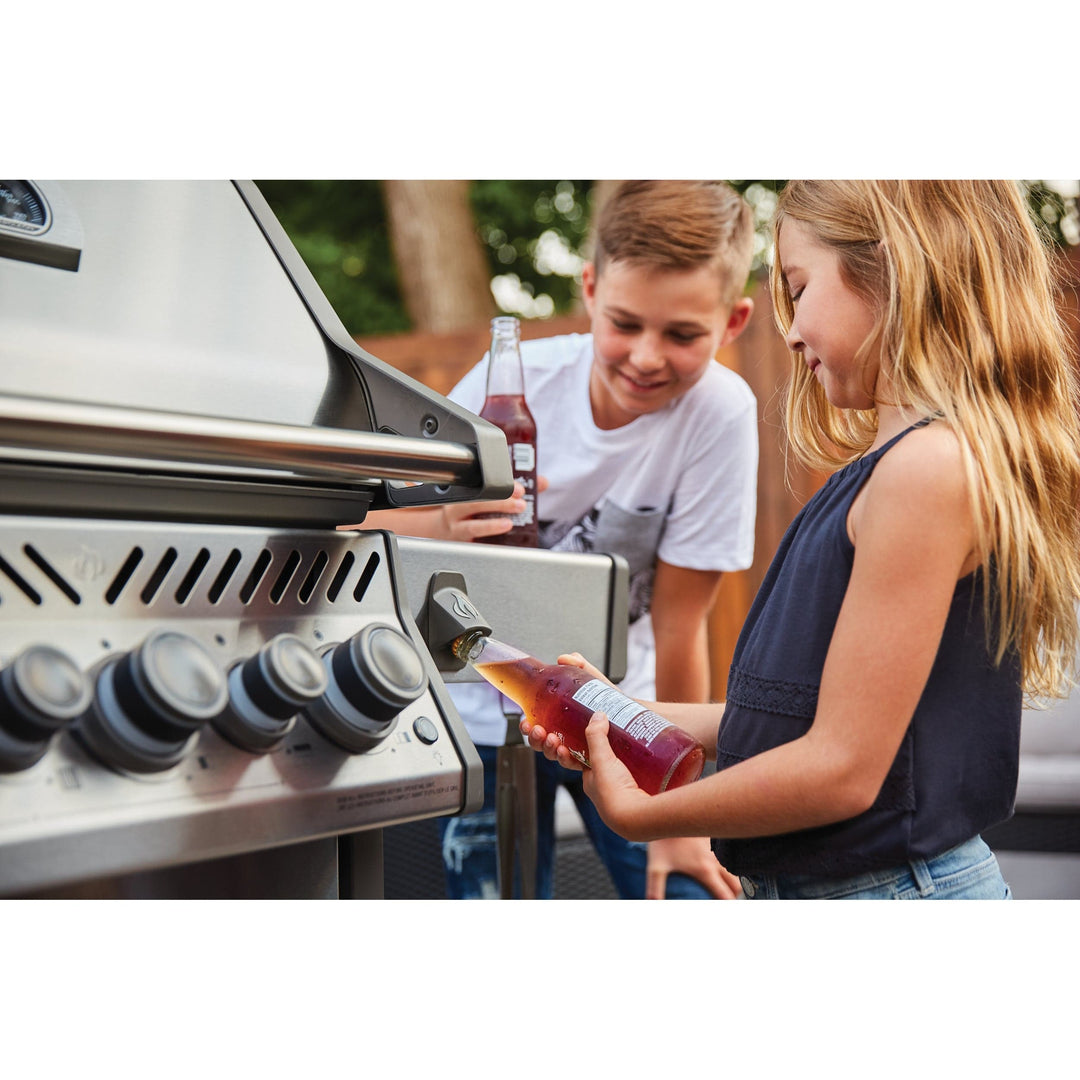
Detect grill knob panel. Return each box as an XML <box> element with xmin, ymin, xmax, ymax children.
<box><xmin>0</xmin><ymin>645</ymin><xmax>92</xmax><ymax>772</ymax></box>
<box><xmin>303</xmin><ymin>623</ymin><xmax>426</xmax><ymax>753</ymax></box>
<box><xmin>72</xmin><ymin>629</ymin><xmax>228</xmax><ymax>774</ymax></box>
<box><xmin>213</xmin><ymin>634</ymin><xmax>329</xmax><ymax>753</ymax></box>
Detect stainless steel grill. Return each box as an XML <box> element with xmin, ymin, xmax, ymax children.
<box><xmin>0</xmin><ymin>180</ymin><xmax>627</xmax><ymax>898</ymax></box>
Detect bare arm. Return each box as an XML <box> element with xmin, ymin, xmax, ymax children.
<box><xmin>340</xmin><ymin>482</ymin><xmax>535</xmax><ymax>542</ymax></box>
<box><xmin>649</xmin><ymin>559</ymin><xmax>720</xmax><ymax>704</ymax></box>
<box><xmin>639</xmin><ymin>560</ymin><xmax>741</xmax><ymax>899</ymax></box>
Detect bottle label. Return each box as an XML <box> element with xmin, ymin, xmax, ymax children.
<box><xmin>511</xmin><ymin>494</ymin><xmax>535</xmax><ymax>527</ymax></box>
<box><xmin>509</xmin><ymin>442</ymin><xmax>536</xmax><ymax>526</ymax></box>
<box><xmin>571</xmin><ymin>680</ymin><xmax>673</xmax><ymax>747</ymax></box>
<box><xmin>511</xmin><ymin>443</ymin><xmax>535</xmax><ymax>471</ymax></box>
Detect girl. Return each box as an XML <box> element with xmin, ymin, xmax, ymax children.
<box><xmin>524</xmin><ymin>180</ymin><xmax>1080</xmax><ymax>899</ymax></box>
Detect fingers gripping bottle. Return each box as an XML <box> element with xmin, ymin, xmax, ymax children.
<box><xmin>477</xmin><ymin>315</ymin><xmax>539</xmax><ymax>547</ymax></box>
<box><xmin>453</xmin><ymin>633</ymin><xmax>705</xmax><ymax>794</ymax></box>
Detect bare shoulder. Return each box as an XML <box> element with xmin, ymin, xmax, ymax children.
<box><xmin>852</xmin><ymin>421</ymin><xmax>975</xmax><ymax>568</ymax></box>
<box><xmin>869</xmin><ymin>421</ymin><xmax>969</xmax><ymax>506</ymax></box>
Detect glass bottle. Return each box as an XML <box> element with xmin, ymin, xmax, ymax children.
<box><xmin>453</xmin><ymin>632</ymin><xmax>705</xmax><ymax>795</ymax></box>
<box><xmin>477</xmin><ymin>315</ymin><xmax>538</xmax><ymax>547</ymax></box>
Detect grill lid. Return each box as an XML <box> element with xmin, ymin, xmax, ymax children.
<box><xmin>0</xmin><ymin>180</ymin><xmax>512</xmax><ymax>526</ymax></box>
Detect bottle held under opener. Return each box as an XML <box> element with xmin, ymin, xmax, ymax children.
<box><xmin>452</xmin><ymin>632</ymin><xmax>704</xmax><ymax>794</ymax></box>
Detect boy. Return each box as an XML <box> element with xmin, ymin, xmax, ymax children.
<box><xmin>368</xmin><ymin>181</ymin><xmax>758</xmax><ymax>899</ymax></box>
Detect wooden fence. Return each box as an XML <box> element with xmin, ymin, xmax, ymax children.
<box><xmin>356</xmin><ymin>246</ymin><xmax>1080</xmax><ymax>701</ymax></box>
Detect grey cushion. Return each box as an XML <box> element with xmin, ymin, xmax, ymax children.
<box><xmin>1016</xmin><ymin>692</ymin><xmax>1080</xmax><ymax>810</ymax></box>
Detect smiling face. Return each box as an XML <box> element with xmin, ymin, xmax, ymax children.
<box><xmin>583</xmin><ymin>258</ymin><xmax>751</xmax><ymax>430</ymax></box>
<box><xmin>777</xmin><ymin>218</ymin><xmax>882</xmax><ymax>411</ymax></box>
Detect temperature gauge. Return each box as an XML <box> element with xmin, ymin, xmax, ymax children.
<box><xmin>0</xmin><ymin>180</ymin><xmax>50</xmax><ymax>233</ymax></box>
<box><xmin>0</xmin><ymin>180</ymin><xmax>83</xmax><ymax>270</ymax></box>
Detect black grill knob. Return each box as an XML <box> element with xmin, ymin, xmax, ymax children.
<box><xmin>303</xmin><ymin>623</ymin><xmax>426</xmax><ymax>753</ymax></box>
<box><xmin>213</xmin><ymin>634</ymin><xmax>329</xmax><ymax>753</ymax></box>
<box><xmin>0</xmin><ymin>645</ymin><xmax>93</xmax><ymax>772</ymax></box>
<box><xmin>72</xmin><ymin>629</ymin><xmax>228</xmax><ymax>773</ymax></box>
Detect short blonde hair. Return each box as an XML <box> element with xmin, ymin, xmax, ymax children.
<box><xmin>593</xmin><ymin>180</ymin><xmax>754</xmax><ymax>308</ymax></box>
<box><xmin>771</xmin><ymin>179</ymin><xmax>1080</xmax><ymax>700</ymax></box>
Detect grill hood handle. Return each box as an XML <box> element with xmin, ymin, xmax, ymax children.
<box><xmin>0</xmin><ymin>392</ymin><xmax>482</xmax><ymax>487</ymax></box>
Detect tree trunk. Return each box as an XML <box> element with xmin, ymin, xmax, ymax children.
<box><xmin>382</xmin><ymin>180</ymin><xmax>494</xmax><ymax>333</ymax></box>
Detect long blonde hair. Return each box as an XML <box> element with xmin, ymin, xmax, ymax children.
<box><xmin>771</xmin><ymin>180</ymin><xmax>1080</xmax><ymax>700</ymax></box>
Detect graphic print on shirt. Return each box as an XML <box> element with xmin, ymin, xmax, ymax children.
<box><xmin>540</xmin><ymin>497</ymin><xmax>668</xmax><ymax>624</ymax></box>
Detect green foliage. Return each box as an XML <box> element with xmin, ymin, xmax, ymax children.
<box><xmin>256</xmin><ymin>179</ymin><xmax>1078</xmax><ymax>337</ymax></box>
<box><xmin>470</xmin><ymin>180</ymin><xmax>596</xmax><ymax>318</ymax></box>
<box><xmin>728</xmin><ymin>180</ymin><xmax>787</xmax><ymax>278</ymax></box>
<box><xmin>255</xmin><ymin>180</ymin><xmax>410</xmax><ymax>336</ymax></box>
<box><xmin>1023</xmin><ymin>181</ymin><xmax>1080</xmax><ymax>248</ymax></box>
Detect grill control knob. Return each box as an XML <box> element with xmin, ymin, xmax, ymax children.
<box><xmin>303</xmin><ymin>622</ymin><xmax>426</xmax><ymax>752</ymax></box>
<box><xmin>213</xmin><ymin>634</ymin><xmax>329</xmax><ymax>752</ymax></box>
<box><xmin>72</xmin><ymin>629</ymin><xmax>228</xmax><ymax>773</ymax></box>
<box><xmin>0</xmin><ymin>645</ymin><xmax>93</xmax><ymax>772</ymax></box>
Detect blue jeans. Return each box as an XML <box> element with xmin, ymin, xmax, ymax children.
<box><xmin>439</xmin><ymin>744</ymin><xmax>715</xmax><ymax>900</ymax></box>
<box><xmin>738</xmin><ymin>835</ymin><xmax>1012</xmax><ymax>899</ymax></box>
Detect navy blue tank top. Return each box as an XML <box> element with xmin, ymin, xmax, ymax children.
<box><xmin>712</xmin><ymin>423</ymin><xmax>1022</xmax><ymax>878</ymax></box>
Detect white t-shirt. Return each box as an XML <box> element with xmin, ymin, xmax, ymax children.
<box><xmin>449</xmin><ymin>332</ymin><xmax>758</xmax><ymax>745</ymax></box>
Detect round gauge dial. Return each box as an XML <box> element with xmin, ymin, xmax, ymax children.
<box><xmin>0</xmin><ymin>180</ymin><xmax>50</xmax><ymax>233</ymax></box>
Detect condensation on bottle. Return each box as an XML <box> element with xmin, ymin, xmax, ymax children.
<box><xmin>453</xmin><ymin>632</ymin><xmax>705</xmax><ymax>795</ymax></box>
<box><xmin>476</xmin><ymin>315</ymin><xmax>538</xmax><ymax>547</ymax></box>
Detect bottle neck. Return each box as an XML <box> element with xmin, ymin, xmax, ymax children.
<box><xmin>485</xmin><ymin>317</ymin><xmax>525</xmax><ymax>397</ymax></box>
<box><xmin>451</xmin><ymin>632</ymin><xmax>529</xmax><ymax>666</ymax></box>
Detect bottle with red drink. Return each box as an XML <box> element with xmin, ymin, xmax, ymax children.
<box><xmin>452</xmin><ymin>632</ymin><xmax>706</xmax><ymax>795</ymax></box>
<box><xmin>477</xmin><ymin>315</ymin><xmax>538</xmax><ymax>547</ymax></box>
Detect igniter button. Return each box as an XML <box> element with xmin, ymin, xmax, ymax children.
<box><xmin>412</xmin><ymin>716</ymin><xmax>439</xmax><ymax>744</ymax></box>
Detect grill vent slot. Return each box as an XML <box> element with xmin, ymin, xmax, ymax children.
<box><xmin>174</xmin><ymin>548</ymin><xmax>212</xmax><ymax>605</ymax></box>
<box><xmin>353</xmin><ymin>551</ymin><xmax>380</xmax><ymax>603</ymax></box>
<box><xmin>23</xmin><ymin>545</ymin><xmax>81</xmax><ymax>605</ymax></box>
<box><xmin>208</xmin><ymin>549</ymin><xmax>242</xmax><ymax>604</ymax></box>
<box><xmin>326</xmin><ymin>551</ymin><xmax>355</xmax><ymax>603</ymax></box>
<box><xmin>140</xmin><ymin>548</ymin><xmax>178</xmax><ymax>605</ymax></box>
<box><xmin>6</xmin><ymin>537</ymin><xmax>385</xmax><ymax>612</ymax></box>
<box><xmin>239</xmin><ymin>550</ymin><xmax>273</xmax><ymax>604</ymax></box>
<box><xmin>298</xmin><ymin>551</ymin><xmax>330</xmax><ymax>603</ymax></box>
<box><xmin>0</xmin><ymin>552</ymin><xmax>43</xmax><ymax>605</ymax></box>
<box><xmin>106</xmin><ymin>547</ymin><xmax>144</xmax><ymax>605</ymax></box>
<box><xmin>269</xmin><ymin>551</ymin><xmax>302</xmax><ymax>604</ymax></box>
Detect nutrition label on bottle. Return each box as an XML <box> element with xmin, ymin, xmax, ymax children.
<box><xmin>510</xmin><ymin>443</ymin><xmax>535</xmax><ymax>471</ymax></box>
<box><xmin>572</xmin><ymin>680</ymin><xmax>672</xmax><ymax>746</ymax></box>
<box><xmin>509</xmin><ymin>443</ymin><xmax>536</xmax><ymax>525</ymax></box>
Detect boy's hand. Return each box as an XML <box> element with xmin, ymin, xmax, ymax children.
<box><xmin>340</xmin><ymin>476</ymin><xmax>546</xmax><ymax>541</ymax></box>
<box><xmin>436</xmin><ymin>482</ymin><xmax>525</xmax><ymax>542</ymax></box>
<box><xmin>436</xmin><ymin>475</ymin><xmax>549</xmax><ymax>542</ymax></box>
<box><xmin>645</xmin><ymin>838</ymin><xmax>742</xmax><ymax>900</ymax></box>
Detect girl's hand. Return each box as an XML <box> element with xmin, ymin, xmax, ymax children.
<box><xmin>520</xmin><ymin>712</ymin><xmax>647</xmax><ymax>827</ymax></box>
<box><xmin>579</xmin><ymin>713</ymin><xmax>650</xmax><ymax>830</ymax></box>
<box><xmin>520</xmin><ymin>717</ymin><xmax>583</xmax><ymax>771</ymax></box>
<box><xmin>555</xmin><ymin>651</ymin><xmax>612</xmax><ymax>687</ymax></box>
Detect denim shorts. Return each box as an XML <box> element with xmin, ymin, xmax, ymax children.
<box><xmin>738</xmin><ymin>835</ymin><xmax>1012</xmax><ymax>900</ymax></box>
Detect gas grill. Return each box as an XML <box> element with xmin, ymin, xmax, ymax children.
<box><xmin>0</xmin><ymin>180</ymin><xmax>627</xmax><ymax>898</ymax></box>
